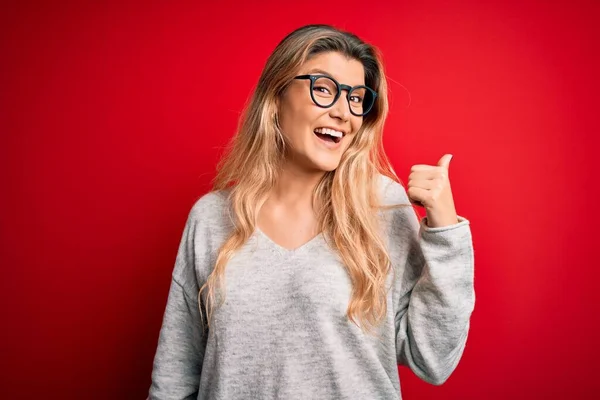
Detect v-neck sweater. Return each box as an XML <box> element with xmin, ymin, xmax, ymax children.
<box><xmin>148</xmin><ymin>174</ymin><xmax>475</xmax><ymax>400</ymax></box>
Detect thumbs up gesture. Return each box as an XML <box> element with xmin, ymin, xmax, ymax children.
<box><xmin>407</xmin><ymin>154</ymin><xmax>459</xmax><ymax>227</ymax></box>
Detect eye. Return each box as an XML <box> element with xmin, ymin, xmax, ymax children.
<box><xmin>313</xmin><ymin>85</ymin><xmax>331</xmax><ymax>95</ymax></box>
<box><xmin>349</xmin><ymin>95</ymin><xmax>363</xmax><ymax>104</ymax></box>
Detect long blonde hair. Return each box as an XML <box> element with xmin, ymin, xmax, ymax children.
<box><xmin>200</xmin><ymin>24</ymin><xmax>407</xmax><ymax>335</ymax></box>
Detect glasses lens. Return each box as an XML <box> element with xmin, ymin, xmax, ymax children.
<box><xmin>312</xmin><ymin>76</ymin><xmax>338</xmax><ymax>107</ymax></box>
<box><xmin>349</xmin><ymin>86</ymin><xmax>375</xmax><ymax>116</ymax></box>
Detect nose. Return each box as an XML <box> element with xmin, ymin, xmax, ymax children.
<box><xmin>328</xmin><ymin>91</ymin><xmax>351</xmax><ymax>122</ymax></box>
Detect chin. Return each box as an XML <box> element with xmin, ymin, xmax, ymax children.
<box><xmin>311</xmin><ymin>158</ymin><xmax>341</xmax><ymax>172</ymax></box>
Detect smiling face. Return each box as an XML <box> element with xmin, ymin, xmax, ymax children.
<box><xmin>277</xmin><ymin>51</ymin><xmax>366</xmax><ymax>173</ymax></box>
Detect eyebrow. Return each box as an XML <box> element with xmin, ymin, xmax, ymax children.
<box><xmin>306</xmin><ymin>68</ymin><xmax>333</xmax><ymax>76</ymax></box>
<box><xmin>304</xmin><ymin>68</ymin><xmax>364</xmax><ymax>87</ymax></box>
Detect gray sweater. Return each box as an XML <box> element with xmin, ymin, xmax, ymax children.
<box><xmin>148</xmin><ymin>175</ymin><xmax>475</xmax><ymax>400</ymax></box>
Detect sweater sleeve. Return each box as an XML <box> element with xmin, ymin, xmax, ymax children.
<box><xmin>383</xmin><ymin>178</ymin><xmax>475</xmax><ymax>385</ymax></box>
<box><xmin>148</xmin><ymin>204</ymin><xmax>208</xmax><ymax>400</ymax></box>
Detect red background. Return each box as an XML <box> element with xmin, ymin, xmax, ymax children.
<box><xmin>1</xmin><ymin>0</ymin><xmax>598</xmax><ymax>399</ymax></box>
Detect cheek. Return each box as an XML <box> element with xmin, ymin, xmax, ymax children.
<box><xmin>279</xmin><ymin>98</ymin><xmax>317</xmax><ymax>136</ymax></box>
<box><xmin>343</xmin><ymin>119</ymin><xmax>364</xmax><ymax>149</ymax></box>
<box><xmin>351</xmin><ymin>118</ymin><xmax>363</xmax><ymax>135</ymax></box>
<box><xmin>281</xmin><ymin>111</ymin><xmax>310</xmax><ymax>140</ymax></box>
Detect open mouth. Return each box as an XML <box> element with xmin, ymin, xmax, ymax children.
<box><xmin>314</xmin><ymin>127</ymin><xmax>344</xmax><ymax>144</ymax></box>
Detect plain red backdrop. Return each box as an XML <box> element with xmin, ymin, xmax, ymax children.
<box><xmin>1</xmin><ymin>0</ymin><xmax>598</xmax><ymax>399</ymax></box>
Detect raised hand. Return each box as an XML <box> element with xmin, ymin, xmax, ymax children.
<box><xmin>407</xmin><ymin>154</ymin><xmax>459</xmax><ymax>227</ymax></box>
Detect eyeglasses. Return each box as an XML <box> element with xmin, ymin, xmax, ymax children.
<box><xmin>293</xmin><ymin>74</ymin><xmax>377</xmax><ymax>117</ymax></box>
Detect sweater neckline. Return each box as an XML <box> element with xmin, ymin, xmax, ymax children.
<box><xmin>254</xmin><ymin>227</ymin><xmax>324</xmax><ymax>256</ymax></box>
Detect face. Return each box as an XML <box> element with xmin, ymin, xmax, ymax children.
<box><xmin>277</xmin><ymin>51</ymin><xmax>366</xmax><ymax>173</ymax></box>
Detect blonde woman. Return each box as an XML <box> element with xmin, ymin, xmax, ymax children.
<box><xmin>148</xmin><ymin>24</ymin><xmax>475</xmax><ymax>400</ymax></box>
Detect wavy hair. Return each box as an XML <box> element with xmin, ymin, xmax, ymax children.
<box><xmin>199</xmin><ymin>24</ymin><xmax>409</xmax><ymax>335</ymax></box>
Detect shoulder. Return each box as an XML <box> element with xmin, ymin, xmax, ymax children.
<box><xmin>187</xmin><ymin>189</ymin><xmax>232</xmax><ymax>227</ymax></box>
<box><xmin>375</xmin><ymin>173</ymin><xmax>421</xmax><ymax>241</ymax></box>
<box><xmin>376</xmin><ymin>173</ymin><xmax>411</xmax><ymax>207</ymax></box>
<box><xmin>186</xmin><ymin>188</ymin><xmax>234</xmax><ymax>250</ymax></box>
<box><xmin>173</xmin><ymin>189</ymin><xmax>233</xmax><ymax>290</ymax></box>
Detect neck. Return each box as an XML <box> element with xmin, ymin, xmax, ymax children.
<box><xmin>268</xmin><ymin>163</ymin><xmax>326</xmax><ymax>210</ymax></box>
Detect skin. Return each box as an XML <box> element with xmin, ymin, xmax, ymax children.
<box><xmin>258</xmin><ymin>51</ymin><xmax>458</xmax><ymax>250</ymax></box>
<box><xmin>277</xmin><ymin>52</ymin><xmax>365</xmax><ymax>175</ymax></box>
<box><xmin>408</xmin><ymin>154</ymin><xmax>459</xmax><ymax>227</ymax></box>
<box><xmin>258</xmin><ymin>51</ymin><xmax>364</xmax><ymax>249</ymax></box>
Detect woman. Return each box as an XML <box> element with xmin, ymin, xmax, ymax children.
<box><xmin>148</xmin><ymin>24</ymin><xmax>474</xmax><ymax>400</ymax></box>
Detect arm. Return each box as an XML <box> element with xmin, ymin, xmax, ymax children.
<box><xmin>394</xmin><ymin>209</ymin><xmax>475</xmax><ymax>385</ymax></box>
<box><xmin>148</xmin><ymin>206</ymin><xmax>208</xmax><ymax>400</ymax></box>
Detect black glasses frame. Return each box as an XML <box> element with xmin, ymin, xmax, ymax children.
<box><xmin>293</xmin><ymin>74</ymin><xmax>377</xmax><ymax>117</ymax></box>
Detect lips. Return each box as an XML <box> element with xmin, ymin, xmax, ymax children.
<box><xmin>314</xmin><ymin>127</ymin><xmax>345</xmax><ymax>143</ymax></box>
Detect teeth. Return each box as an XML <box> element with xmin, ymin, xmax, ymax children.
<box><xmin>315</xmin><ymin>127</ymin><xmax>343</xmax><ymax>138</ymax></box>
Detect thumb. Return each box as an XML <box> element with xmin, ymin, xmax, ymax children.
<box><xmin>437</xmin><ymin>154</ymin><xmax>453</xmax><ymax>170</ymax></box>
